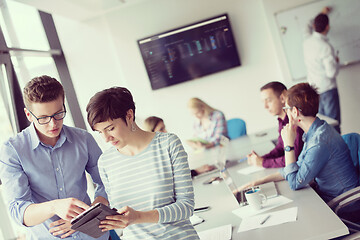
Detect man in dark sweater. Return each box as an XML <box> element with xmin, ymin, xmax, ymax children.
<box><xmin>247</xmin><ymin>82</ymin><xmax>304</xmax><ymax>168</ymax></box>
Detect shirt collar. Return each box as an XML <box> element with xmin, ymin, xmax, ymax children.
<box><xmin>302</xmin><ymin>117</ymin><xmax>321</xmax><ymax>142</ymax></box>
<box><xmin>29</xmin><ymin>123</ymin><xmax>72</xmax><ymax>150</ymax></box>
<box><xmin>278</xmin><ymin>114</ymin><xmax>288</xmax><ymax>124</ymax></box>
<box><xmin>313</xmin><ymin>32</ymin><xmax>328</xmax><ymax>42</ymax></box>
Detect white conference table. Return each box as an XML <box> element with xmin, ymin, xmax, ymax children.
<box><xmin>188</xmin><ymin>126</ymin><xmax>348</xmax><ymax>240</ymax></box>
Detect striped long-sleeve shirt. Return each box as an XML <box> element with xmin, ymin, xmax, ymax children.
<box><xmin>98</xmin><ymin>132</ymin><xmax>199</xmax><ymax>240</ymax></box>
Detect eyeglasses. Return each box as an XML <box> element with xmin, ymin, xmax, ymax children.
<box><xmin>282</xmin><ymin>106</ymin><xmax>302</xmax><ymax>114</ymax></box>
<box><xmin>28</xmin><ymin>105</ymin><xmax>67</xmax><ymax>125</ymax></box>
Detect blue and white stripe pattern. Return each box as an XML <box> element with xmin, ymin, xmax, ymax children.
<box><xmin>98</xmin><ymin>132</ymin><xmax>199</xmax><ymax>239</ymax></box>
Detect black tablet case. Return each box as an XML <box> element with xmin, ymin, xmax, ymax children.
<box><xmin>70</xmin><ymin>202</ymin><xmax>119</xmax><ymax>238</ymax></box>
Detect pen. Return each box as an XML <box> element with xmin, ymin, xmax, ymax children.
<box><xmin>260</xmin><ymin>215</ymin><xmax>271</xmax><ymax>225</ymax></box>
<box><xmin>194</xmin><ymin>206</ymin><xmax>210</xmax><ymax>212</ymax></box>
<box><xmin>238</xmin><ymin>157</ymin><xmax>247</xmax><ymax>163</ymax></box>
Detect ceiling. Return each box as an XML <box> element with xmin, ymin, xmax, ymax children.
<box><xmin>12</xmin><ymin>0</ymin><xmax>144</xmax><ymax>21</ymax></box>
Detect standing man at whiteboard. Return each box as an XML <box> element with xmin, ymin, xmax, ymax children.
<box><xmin>303</xmin><ymin>7</ymin><xmax>341</xmax><ymax>133</ymax></box>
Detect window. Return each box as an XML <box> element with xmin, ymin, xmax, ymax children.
<box><xmin>0</xmin><ymin>1</ymin><xmax>85</xmax><ymax>238</ymax></box>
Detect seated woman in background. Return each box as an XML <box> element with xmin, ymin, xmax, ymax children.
<box><xmin>187</xmin><ymin>97</ymin><xmax>227</xmax><ymax>149</ymax></box>
<box><xmin>240</xmin><ymin>83</ymin><xmax>358</xmax><ymax>204</ymax></box>
<box><xmin>86</xmin><ymin>87</ymin><xmax>199</xmax><ymax>239</ymax></box>
<box><xmin>144</xmin><ymin>116</ymin><xmax>167</xmax><ymax>133</ymax></box>
<box><xmin>144</xmin><ymin>116</ymin><xmax>216</xmax><ymax>178</ymax></box>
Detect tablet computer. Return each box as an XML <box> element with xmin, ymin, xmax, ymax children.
<box><xmin>70</xmin><ymin>202</ymin><xmax>120</xmax><ymax>238</ymax></box>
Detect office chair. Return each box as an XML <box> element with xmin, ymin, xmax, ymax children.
<box><xmin>327</xmin><ymin>133</ymin><xmax>360</xmax><ymax>234</ymax></box>
<box><xmin>227</xmin><ymin>118</ymin><xmax>247</xmax><ymax>140</ymax></box>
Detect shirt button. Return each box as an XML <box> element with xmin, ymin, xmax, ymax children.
<box><xmin>74</xmin><ymin>236</ymin><xmax>77</xmax><ymax>239</ymax></box>
<box><xmin>60</xmin><ymin>188</ymin><xmax>63</xmax><ymax>191</ymax></box>
<box><xmin>56</xmin><ymin>168</ymin><xmax>59</xmax><ymax>171</ymax></box>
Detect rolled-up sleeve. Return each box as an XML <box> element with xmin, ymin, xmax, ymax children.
<box><xmin>0</xmin><ymin>143</ymin><xmax>34</xmax><ymax>226</ymax></box>
<box><xmin>280</xmin><ymin>144</ymin><xmax>330</xmax><ymax>191</ymax></box>
<box><xmin>85</xmin><ymin>134</ymin><xmax>107</xmax><ymax>200</ymax></box>
<box><xmin>156</xmin><ymin>135</ymin><xmax>194</xmax><ymax>223</ymax></box>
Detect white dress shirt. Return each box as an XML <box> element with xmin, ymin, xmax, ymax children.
<box><xmin>303</xmin><ymin>24</ymin><xmax>339</xmax><ymax>94</ymax></box>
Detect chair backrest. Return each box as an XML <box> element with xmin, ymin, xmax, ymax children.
<box><xmin>227</xmin><ymin>118</ymin><xmax>247</xmax><ymax>140</ymax></box>
<box><xmin>342</xmin><ymin>133</ymin><xmax>360</xmax><ymax>176</ymax></box>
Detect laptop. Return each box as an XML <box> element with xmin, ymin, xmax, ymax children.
<box><xmin>220</xmin><ymin>167</ymin><xmax>278</xmax><ymax>206</ymax></box>
<box><xmin>215</xmin><ymin>136</ymin><xmax>279</xmax><ymax>205</ymax></box>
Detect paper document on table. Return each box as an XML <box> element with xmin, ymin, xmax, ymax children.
<box><xmin>190</xmin><ymin>214</ymin><xmax>204</xmax><ymax>226</ymax></box>
<box><xmin>232</xmin><ymin>195</ymin><xmax>293</xmax><ymax>219</ymax></box>
<box><xmin>238</xmin><ymin>207</ymin><xmax>298</xmax><ymax>233</ymax></box>
<box><xmin>237</xmin><ymin>165</ymin><xmax>264</xmax><ymax>175</ymax></box>
<box><xmin>198</xmin><ymin>224</ymin><xmax>232</xmax><ymax>240</ymax></box>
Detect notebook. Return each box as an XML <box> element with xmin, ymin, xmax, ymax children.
<box><xmin>220</xmin><ymin>168</ymin><xmax>279</xmax><ymax>206</ymax></box>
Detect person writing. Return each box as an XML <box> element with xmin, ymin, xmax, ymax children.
<box><xmin>144</xmin><ymin>116</ymin><xmax>216</xmax><ymax>178</ymax></box>
<box><xmin>0</xmin><ymin>76</ymin><xmax>108</xmax><ymax>239</ymax></box>
<box><xmin>86</xmin><ymin>87</ymin><xmax>199</xmax><ymax>239</ymax></box>
<box><xmin>240</xmin><ymin>83</ymin><xmax>358</xmax><ymax>204</ymax></box>
<box><xmin>247</xmin><ymin>82</ymin><xmax>304</xmax><ymax>168</ymax></box>
<box><xmin>303</xmin><ymin>6</ymin><xmax>341</xmax><ymax>132</ymax></box>
<box><xmin>187</xmin><ymin>97</ymin><xmax>227</xmax><ymax>149</ymax></box>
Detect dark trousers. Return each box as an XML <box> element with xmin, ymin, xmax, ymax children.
<box><xmin>319</xmin><ymin>88</ymin><xmax>341</xmax><ymax>133</ymax></box>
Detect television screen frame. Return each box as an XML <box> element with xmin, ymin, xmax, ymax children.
<box><xmin>138</xmin><ymin>13</ymin><xmax>241</xmax><ymax>90</ymax></box>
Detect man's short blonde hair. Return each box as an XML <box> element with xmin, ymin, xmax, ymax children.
<box><xmin>23</xmin><ymin>75</ymin><xmax>64</xmax><ymax>109</ymax></box>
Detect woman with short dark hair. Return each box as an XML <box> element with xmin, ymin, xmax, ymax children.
<box><xmin>86</xmin><ymin>87</ymin><xmax>199</xmax><ymax>240</ymax></box>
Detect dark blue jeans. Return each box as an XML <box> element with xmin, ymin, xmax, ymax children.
<box><xmin>319</xmin><ymin>88</ymin><xmax>341</xmax><ymax>133</ymax></box>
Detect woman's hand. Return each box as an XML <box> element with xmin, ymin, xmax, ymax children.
<box><xmin>187</xmin><ymin>140</ymin><xmax>204</xmax><ymax>150</ymax></box>
<box><xmin>99</xmin><ymin>206</ymin><xmax>141</xmax><ymax>231</ymax></box>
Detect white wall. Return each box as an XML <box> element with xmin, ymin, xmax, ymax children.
<box><xmin>54</xmin><ymin>0</ymin><xmax>284</xmax><ymax>147</ymax></box>
<box><xmin>262</xmin><ymin>0</ymin><xmax>360</xmax><ymax>134</ymax></box>
<box><xmin>54</xmin><ymin>0</ymin><xmax>359</xmax><ymax>149</ymax></box>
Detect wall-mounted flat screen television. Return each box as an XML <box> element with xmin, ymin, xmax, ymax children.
<box><xmin>138</xmin><ymin>14</ymin><xmax>241</xmax><ymax>90</ymax></box>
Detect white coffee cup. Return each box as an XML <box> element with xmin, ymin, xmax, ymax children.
<box><xmin>245</xmin><ymin>189</ymin><xmax>267</xmax><ymax>210</ymax></box>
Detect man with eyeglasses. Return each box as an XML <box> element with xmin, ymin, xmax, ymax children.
<box><xmin>247</xmin><ymin>82</ymin><xmax>304</xmax><ymax>168</ymax></box>
<box><xmin>0</xmin><ymin>76</ymin><xmax>109</xmax><ymax>240</ymax></box>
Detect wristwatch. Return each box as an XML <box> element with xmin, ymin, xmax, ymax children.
<box><xmin>284</xmin><ymin>145</ymin><xmax>295</xmax><ymax>152</ymax></box>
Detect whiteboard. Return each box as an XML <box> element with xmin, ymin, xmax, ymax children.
<box><xmin>275</xmin><ymin>0</ymin><xmax>360</xmax><ymax>81</ymax></box>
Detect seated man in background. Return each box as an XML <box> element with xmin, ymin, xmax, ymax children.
<box><xmin>247</xmin><ymin>82</ymin><xmax>304</xmax><ymax>168</ymax></box>
<box><xmin>0</xmin><ymin>76</ymin><xmax>108</xmax><ymax>240</ymax></box>
<box><xmin>144</xmin><ymin>116</ymin><xmax>216</xmax><ymax>178</ymax></box>
<box><xmin>241</xmin><ymin>83</ymin><xmax>358</xmax><ymax>207</ymax></box>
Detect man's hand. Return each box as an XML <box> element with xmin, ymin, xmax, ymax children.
<box><xmin>237</xmin><ymin>181</ymin><xmax>258</xmax><ymax>193</ymax></box>
<box><xmin>92</xmin><ymin>196</ymin><xmax>109</xmax><ymax>207</ymax></box>
<box><xmin>247</xmin><ymin>151</ymin><xmax>264</xmax><ymax>167</ymax></box>
<box><xmin>52</xmin><ymin>198</ymin><xmax>89</xmax><ymax>221</ymax></box>
<box><xmin>49</xmin><ymin>219</ymin><xmax>75</xmax><ymax>239</ymax></box>
<box><xmin>281</xmin><ymin>121</ymin><xmax>296</xmax><ymax>147</ymax></box>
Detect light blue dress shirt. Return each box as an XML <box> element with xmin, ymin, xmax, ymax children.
<box><xmin>280</xmin><ymin>117</ymin><xmax>358</xmax><ymax>202</ymax></box>
<box><xmin>0</xmin><ymin>123</ymin><xmax>109</xmax><ymax>240</ymax></box>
